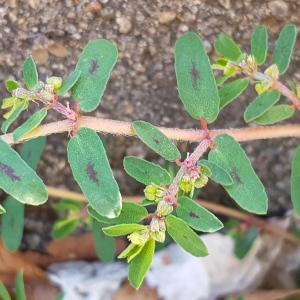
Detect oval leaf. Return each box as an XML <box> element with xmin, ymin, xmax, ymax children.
<box><xmin>71</xmin><ymin>40</ymin><xmax>118</xmax><ymax>112</ymax></box>
<box><xmin>0</xmin><ymin>282</ymin><xmax>10</xmax><ymax>300</ymax></box>
<box><xmin>129</xmin><ymin>238</ymin><xmax>155</xmax><ymax>289</ymax></box>
<box><xmin>102</xmin><ymin>224</ymin><xmax>146</xmax><ymax>237</ymax></box>
<box><xmin>15</xmin><ymin>270</ymin><xmax>26</xmax><ymax>300</ymax></box>
<box><xmin>92</xmin><ymin>218</ymin><xmax>115</xmax><ymax>262</ymax></box>
<box><xmin>208</xmin><ymin>134</ymin><xmax>268</xmax><ymax>214</ymax></box>
<box><xmin>244</xmin><ymin>90</ymin><xmax>281</xmax><ymax>122</ymax></box>
<box><xmin>87</xmin><ymin>201</ymin><xmax>148</xmax><ymax>224</ymax></box>
<box><xmin>2</xmin><ymin>196</ymin><xmax>24</xmax><ymax>251</ymax></box>
<box><xmin>6</xmin><ymin>80</ymin><xmax>20</xmax><ymax>93</ymax></box>
<box><xmin>175</xmin><ymin>33</ymin><xmax>220</xmax><ymax>122</ymax></box>
<box><xmin>67</xmin><ymin>128</ymin><xmax>122</xmax><ymax>218</ymax></box>
<box><xmin>198</xmin><ymin>159</ymin><xmax>233</xmax><ymax>186</ymax></box>
<box><xmin>291</xmin><ymin>145</ymin><xmax>300</xmax><ymax>216</ymax></box>
<box><xmin>177</xmin><ymin>196</ymin><xmax>223</xmax><ymax>232</ymax></box>
<box><xmin>53</xmin><ymin>217</ymin><xmax>79</xmax><ymax>240</ymax></box>
<box><xmin>1</xmin><ymin>99</ymin><xmax>27</xmax><ymax>133</ymax></box>
<box><xmin>166</xmin><ymin>214</ymin><xmax>208</xmax><ymax>257</ymax></box>
<box><xmin>0</xmin><ymin>138</ymin><xmax>47</xmax><ymax>205</ymax></box>
<box><xmin>52</xmin><ymin>199</ymin><xmax>83</xmax><ymax>211</ymax></box>
<box><xmin>13</xmin><ymin>109</ymin><xmax>47</xmax><ymax>141</ymax></box>
<box><xmin>234</xmin><ymin>226</ymin><xmax>259</xmax><ymax>259</ymax></box>
<box><xmin>215</xmin><ymin>34</ymin><xmax>242</xmax><ymax>62</ymax></box>
<box><xmin>132</xmin><ymin>121</ymin><xmax>181</xmax><ymax>161</ymax></box>
<box><xmin>253</xmin><ymin>104</ymin><xmax>294</xmax><ymax>125</ymax></box>
<box><xmin>57</xmin><ymin>70</ymin><xmax>81</xmax><ymax>96</ymax></box>
<box><xmin>272</xmin><ymin>25</ymin><xmax>297</xmax><ymax>74</ymax></box>
<box><xmin>124</xmin><ymin>156</ymin><xmax>171</xmax><ymax>185</ymax></box>
<box><xmin>23</xmin><ymin>57</ymin><xmax>38</xmax><ymax>90</ymax></box>
<box><xmin>219</xmin><ymin>79</ymin><xmax>249</xmax><ymax>110</ymax></box>
<box><xmin>251</xmin><ymin>25</ymin><xmax>268</xmax><ymax>65</ymax></box>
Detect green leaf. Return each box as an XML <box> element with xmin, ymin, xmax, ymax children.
<box><xmin>71</xmin><ymin>40</ymin><xmax>118</xmax><ymax>112</ymax></box>
<box><xmin>13</xmin><ymin>109</ymin><xmax>47</xmax><ymax>141</ymax></box>
<box><xmin>88</xmin><ymin>201</ymin><xmax>148</xmax><ymax>224</ymax></box>
<box><xmin>208</xmin><ymin>134</ymin><xmax>268</xmax><ymax>214</ymax></box>
<box><xmin>57</xmin><ymin>70</ymin><xmax>81</xmax><ymax>96</ymax></box>
<box><xmin>15</xmin><ymin>270</ymin><xmax>26</xmax><ymax>300</ymax></box>
<box><xmin>251</xmin><ymin>25</ymin><xmax>268</xmax><ymax>65</ymax></box>
<box><xmin>175</xmin><ymin>33</ymin><xmax>220</xmax><ymax>122</ymax></box>
<box><xmin>92</xmin><ymin>218</ymin><xmax>115</xmax><ymax>262</ymax></box>
<box><xmin>291</xmin><ymin>146</ymin><xmax>300</xmax><ymax>216</ymax></box>
<box><xmin>55</xmin><ymin>293</ymin><xmax>64</xmax><ymax>300</ymax></box>
<box><xmin>123</xmin><ymin>156</ymin><xmax>171</xmax><ymax>185</ymax></box>
<box><xmin>23</xmin><ymin>57</ymin><xmax>38</xmax><ymax>90</ymax></box>
<box><xmin>0</xmin><ymin>281</ymin><xmax>10</xmax><ymax>300</ymax></box>
<box><xmin>129</xmin><ymin>238</ymin><xmax>155</xmax><ymax>289</ymax></box>
<box><xmin>272</xmin><ymin>25</ymin><xmax>297</xmax><ymax>74</ymax></box>
<box><xmin>2</xmin><ymin>196</ymin><xmax>24</xmax><ymax>252</ymax></box>
<box><xmin>20</xmin><ymin>136</ymin><xmax>46</xmax><ymax>170</ymax></box>
<box><xmin>132</xmin><ymin>121</ymin><xmax>181</xmax><ymax>161</ymax></box>
<box><xmin>177</xmin><ymin>196</ymin><xmax>223</xmax><ymax>232</ymax></box>
<box><xmin>6</xmin><ymin>80</ymin><xmax>20</xmax><ymax>93</ymax></box>
<box><xmin>219</xmin><ymin>79</ymin><xmax>249</xmax><ymax>110</ymax></box>
<box><xmin>67</xmin><ymin>128</ymin><xmax>122</xmax><ymax>218</ymax></box>
<box><xmin>0</xmin><ymin>138</ymin><xmax>47</xmax><ymax>205</ymax></box>
<box><xmin>216</xmin><ymin>75</ymin><xmax>231</xmax><ymax>86</ymax></box>
<box><xmin>234</xmin><ymin>227</ymin><xmax>259</xmax><ymax>259</ymax></box>
<box><xmin>141</xmin><ymin>199</ymin><xmax>156</xmax><ymax>206</ymax></box>
<box><xmin>0</xmin><ymin>204</ymin><xmax>5</xmax><ymax>214</ymax></box>
<box><xmin>215</xmin><ymin>34</ymin><xmax>242</xmax><ymax>62</ymax></box>
<box><xmin>1</xmin><ymin>99</ymin><xmax>27</xmax><ymax>133</ymax></box>
<box><xmin>198</xmin><ymin>159</ymin><xmax>233</xmax><ymax>186</ymax></box>
<box><xmin>118</xmin><ymin>242</ymin><xmax>145</xmax><ymax>263</ymax></box>
<box><xmin>53</xmin><ymin>216</ymin><xmax>79</xmax><ymax>240</ymax></box>
<box><xmin>288</xmin><ymin>80</ymin><xmax>297</xmax><ymax>95</ymax></box>
<box><xmin>166</xmin><ymin>214</ymin><xmax>208</xmax><ymax>257</ymax></box>
<box><xmin>102</xmin><ymin>224</ymin><xmax>146</xmax><ymax>237</ymax></box>
<box><xmin>2</xmin><ymin>137</ymin><xmax>46</xmax><ymax>251</ymax></box>
<box><xmin>52</xmin><ymin>199</ymin><xmax>83</xmax><ymax>211</ymax></box>
<box><xmin>253</xmin><ymin>104</ymin><xmax>294</xmax><ymax>125</ymax></box>
<box><xmin>244</xmin><ymin>90</ymin><xmax>281</xmax><ymax>122</ymax></box>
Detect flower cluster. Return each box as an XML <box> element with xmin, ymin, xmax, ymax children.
<box><xmin>2</xmin><ymin>76</ymin><xmax>62</xmax><ymax>119</ymax></box>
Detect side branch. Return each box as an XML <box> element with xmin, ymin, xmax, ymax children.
<box><xmin>1</xmin><ymin>116</ymin><xmax>300</xmax><ymax>145</ymax></box>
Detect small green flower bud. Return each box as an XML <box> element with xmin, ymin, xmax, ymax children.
<box><xmin>181</xmin><ymin>173</ymin><xmax>190</xmax><ymax>182</ymax></box>
<box><xmin>194</xmin><ymin>174</ymin><xmax>208</xmax><ymax>188</ymax></box>
<box><xmin>150</xmin><ymin>230</ymin><xmax>165</xmax><ymax>243</ymax></box>
<box><xmin>46</xmin><ymin>76</ymin><xmax>63</xmax><ymax>92</ymax></box>
<box><xmin>128</xmin><ymin>231</ymin><xmax>144</xmax><ymax>245</ymax></box>
<box><xmin>179</xmin><ymin>180</ymin><xmax>193</xmax><ymax>193</ymax></box>
<box><xmin>144</xmin><ymin>185</ymin><xmax>158</xmax><ymax>201</ymax></box>
<box><xmin>156</xmin><ymin>200</ymin><xmax>173</xmax><ymax>216</ymax></box>
<box><xmin>264</xmin><ymin>64</ymin><xmax>279</xmax><ymax>80</ymax></box>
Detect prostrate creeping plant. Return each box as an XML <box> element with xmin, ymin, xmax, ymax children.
<box><xmin>0</xmin><ymin>25</ymin><xmax>300</xmax><ymax>290</ymax></box>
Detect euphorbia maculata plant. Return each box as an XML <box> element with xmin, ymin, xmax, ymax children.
<box><xmin>0</xmin><ymin>25</ymin><xmax>300</xmax><ymax>289</ymax></box>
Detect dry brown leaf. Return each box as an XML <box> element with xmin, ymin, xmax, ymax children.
<box><xmin>32</xmin><ymin>48</ymin><xmax>49</xmax><ymax>64</ymax></box>
<box><xmin>113</xmin><ymin>281</ymin><xmax>159</xmax><ymax>300</ymax></box>
<box><xmin>23</xmin><ymin>233</ymin><xmax>127</xmax><ymax>268</ymax></box>
<box><xmin>0</xmin><ymin>240</ymin><xmax>47</xmax><ymax>285</ymax></box>
<box><xmin>47</xmin><ymin>42</ymin><xmax>68</xmax><ymax>57</ymax></box>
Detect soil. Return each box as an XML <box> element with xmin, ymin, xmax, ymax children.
<box><xmin>0</xmin><ymin>0</ymin><xmax>300</xmax><ymax>252</ymax></box>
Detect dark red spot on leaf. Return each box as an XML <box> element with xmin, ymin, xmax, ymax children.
<box><xmin>86</xmin><ymin>162</ymin><xmax>99</xmax><ymax>185</ymax></box>
<box><xmin>89</xmin><ymin>60</ymin><xmax>99</xmax><ymax>75</ymax></box>
<box><xmin>231</xmin><ymin>168</ymin><xmax>243</xmax><ymax>185</ymax></box>
<box><xmin>0</xmin><ymin>163</ymin><xmax>21</xmax><ymax>181</ymax></box>
<box><xmin>189</xmin><ymin>61</ymin><xmax>200</xmax><ymax>90</ymax></box>
<box><xmin>153</xmin><ymin>139</ymin><xmax>160</xmax><ymax>145</ymax></box>
<box><xmin>189</xmin><ymin>212</ymin><xmax>199</xmax><ymax>218</ymax></box>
